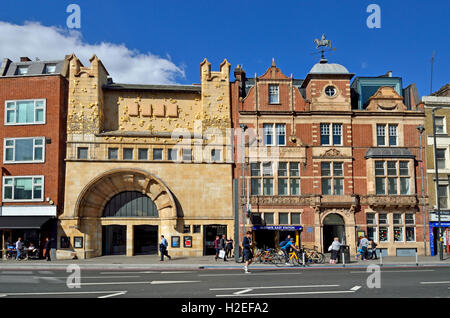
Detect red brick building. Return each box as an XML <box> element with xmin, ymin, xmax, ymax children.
<box><xmin>0</xmin><ymin>57</ymin><xmax>68</xmax><ymax>259</ymax></box>
<box><xmin>231</xmin><ymin>57</ymin><xmax>426</xmax><ymax>256</ymax></box>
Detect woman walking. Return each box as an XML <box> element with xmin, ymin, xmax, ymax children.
<box><xmin>329</xmin><ymin>237</ymin><xmax>341</xmax><ymax>264</ymax></box>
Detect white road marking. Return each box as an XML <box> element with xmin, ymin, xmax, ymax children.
<box><xmin>150</xmin><ymin>281</ymin><xmax>201</xmax><ymax>285</ymax></box>
<box><xmin>351</xmin><ymin>270</ymin><xmax>435</xmax><ymax>273</ymax></box>
<box><xmin>160</xmin><ymin>271</ymin><xmax>196</xmax><ymax>274</ymax></box>
<box><xmin>97</xmin><ymin>291</ymin><xmax>127</xmax><ymax>298</ymax></box>
<box><xmin>100</xmin><ymin>271</ymin><xmax>158</xmax><ymax>274</ymax></box>
<box><xmin>350</xmin><ymin>286</ymin><xmax>362</xmax><ymax>291</ymax></box>
<box><xmin>216</xmin><ymin>290</ymin><xmax>356</xmax><ymax>297</ymax></box>
<box><xmin>0</xmin><ymin>294</ymin><xmax>6</xmax><ymax>298</ymax></box>
<box><xmin>0</xmin><ymin>291</ymin><xmax>127</xmax><ymax>297</ymax></box>
<box><xmin>200</xmin><ymin>272</ymin><xmax>303</xmax><ymax>277</ymax></box>
<box><xmin>234</xmin><ymin>289</ymin><xmax>253</xmax><ymax>295</ymax></box>
<box><xmin>211</xmin><ymin>285</ymin><xmax>340</xmax><ymax>291</ymax></box>
<box><xmin>81</xmin><ymin>276</ymin><xmax>141</xmax><ymax>279</ymax></box>
<box><xmin>420</xmin><ymin>281</ymin><xmax>450</xmax><ymax>285</ymax></box>
<box><xmin>78</xmin><ymin>280</ymin><xmax>200</xmax><ymax>286</ymax></box>
<box><xmin>0</xmin><ymin>271</ymin><xmax>33</xmax><ymax>275</ymax></box>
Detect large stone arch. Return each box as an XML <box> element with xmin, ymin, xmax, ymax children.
<box><xmin>75</xmin><ymin>168</ymin><xmax>177</xmax><ymax>220</ymax></box>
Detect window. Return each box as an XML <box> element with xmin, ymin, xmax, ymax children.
<box><xmin>321</xmin><ymin>162</ymin><xmax>344</xmax><ymax>195</ymax></box>
<box><xmin>262</xmin><ymin>162</ymin><xmax>273</xmax><ymax>195</ymax></box>
<box><xmin>278</xmin><ymin>162</ymin><xmax>288</xmax><ymax>196</ymax></box>
<box><xmin>321</xmin><ymin>124</ymin><xmax>342</xmax><ymax>146</ymax></box>
<box><xmin>263</xmin><ymin>123</ymin><xmax>286</xmax><ymax>146</ymax></box>
<box><xmin>279</xmin><ymin>213</ymin><xmax>289</xmax><ymax>225</ymax></box>
<box><xmin>367</xmin><ymin>213</ymin><xmax>376</xmax><ymax>225</ymax></box>
<box><xmin>252</xmin><ymin>162</ymin><xmax>299</xmax><ymax>196</ymax></box>
<box><xmin>5</xmin><ymin>99</ymin><xmax>46</xmax><ymax>125</ymax></box>
<box><xmin>264</xmin><ymin>213</ymin><xmax>274</xmax><ymax>225</ymax></box>
<box><xmin>406</xmin><ymin>227</ymin><xmax>416</xmax><ymax>242</ymax></box>
<box><xmin>251</xmin><ymin>163</ymin><xmax>261</xmax><ymax>195</ymax></box>
<box><xmin>77</xmin><ymin>147</ymin><xmax>88</xmax><ymax>160</ymax></box>
<box><xmin>436</xmin><ymin>149</ymin><xmax>446</xmax><ymax>170</ymax></box>
<box><xmin>325</xmin><ymin>86</ymin><xmax>337</xmax><ymax>97</ymax></box>
<box><xmin>182</xmin><ymin>149</ymin><xmax>192</xmax><ymax>162</ymax></box>
<box><xmin>193</xmin><ymin>225</ymin><xmax>201</xmax><ymax>234</ymax></box>
<box><xmin>16</xmin><ymin>65</ymin><xmax>28</xmax><ymax>75</ymax></box>
<box><xmin>269</xmin><ymin>84</ymin><xmax>279</xmax><ymax>104</ymax></box>
<box><xmin>44</xmin><ymin>64</ymin><xmax>57</xmax><ymax>74</ymax></box>
<box><xmin>435</xmin><ymin>116</ymin><xmax>445</xmax><ymax>134</ymax></box>
<box><xmin>153</xmin><ymin>148</ymin><xmax>163</xmax><ymax>160</ymax></box>
<box><xmin>394</xmin><ymin>227</ymin><xmax>403</xmax><ymax>242</ymax></box>
<box><xmin>379</xmin><ymin>214</ymin><xmax>388</xmax><ymax>225</ymax></box>
<box><xmin>379</xmin><ymin>227</ymin><xmax>389</xmax><ymax>242</ymax></box>
<box><xmin>291</xmin><ymin>213</ymin><xmax>301</xmax><ymax>225</ymax></box>
<box><xmin>168</xmin><ymin>148</ymin><xmax>178</xmax><ymax>161</ymax></box>
<box><xmin>108</xmin><ymin>148</ymin><xmax>118</xmax><ymax>160</ymax></box>
<box><xmin>3</xmin><ymin>176</ymin><xmax>44</xmax><ymax>201</ymax></box>
<box><xmin>123</xmin><ymin>148</ymin><xmax>133</xmax><ymax>160</ymax></box>
<box><xmin>138</xmin><ymin>148</ymin><xmax>148</xmax><ymax>160</ymax></box>
<box><xmin>437</xmin><ymin>185</ymin><xmax>448</xmax><ymax>209</ymax></box>
<box><xmin>376</xmin><ymin>124</ymin><xmax>398</xmax><ymax>146</ymax></box>
<box><xmin>4</xmin><ymin>137</ymin><xmax>45</xmax><ymax>163</ymax></box>
<box><xmin>183</xmin><ymin>225</ymin><xmax>190</xmax><ymax>234</ymax></box>
<box><xmin>393</xmin><ymin>213</ymin><xmax>402</xmax><ymax>225</ymax></box>
<box><xmin>368</xmin><ymin>227</ymin><xmax>377</xmax><ymax>242</ymax></box>
<box><xmin>289</xmin><ymin>163</ymin><xmax>300</xmax><ymax>195</ymax></box>
<box><xmin>211</xmin><ymin>149</ymin><xmax>221</xmax><ymax>162</ymax></box>
<box><xmin>375</xmin><ymin>160</ymin><xmax>411</xmax><ymax>195</ymax></box>
<box><xmin>405</xmin><ymin>214</ymin><xmax>414</xmax><ymax>225</ymax></box>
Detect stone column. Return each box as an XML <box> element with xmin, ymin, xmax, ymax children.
<box><xmin>126</xmin><ymin>225</ymin><xmax>134</xmax><ymax>257</ymax></box>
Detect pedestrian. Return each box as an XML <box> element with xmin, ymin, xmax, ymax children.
<box><xmin>328</xmin><ymin>237</ymin><xmax>341</xmax><ymax>264</ymax></box>
<box><xmin>225</xmin><ymin>238</ymin><xmax>233</xmax><ymax>258</ymax></box>
<box><xmin>242</xmin><ymin>231</ymin><xmax>253</xmax><ymax>273</ymax></box>
<box><xmin>214</xmin><ymin>235</ymin><xmax>220</xmax><ymax>261</ymax></box>
<box><xmin>43</xmin><ymin>237</ymin><xmax>51</xmax><ymax>261</ymax></box>
<box><xmin>359</xmin><ymin>236</ymin><xmax>369</xmax><ymax>260</ymax></box>
<box><xmin>369</xmin><ymin>240</ymin><xmax>378</xmax><ymax>259</ymax></box>
<box><xmin>15</xmin><ymin>237</ymin><xmax>23</xmax><ymax>261</ymax></box>
<box><xmin>219</xmin><ymin>234</ymin><xmax>227</xmax><ymax>261</ymax></box>
<box><xmin>159</xmin><ymin>235</ymin><xmax>171</xmax><ymax>261</ymax></box>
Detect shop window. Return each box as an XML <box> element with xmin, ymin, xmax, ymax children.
<box><xmin>379</xmin><ymin>227</ymin><xmax>389</xmax><ymax>242</ymax></box>
<box><xmin>368</xmin><ymin>227</ymin><xmax>377</xmax><ymax>242</ymax></box>
<box><xmin>394</xmin><ymin>227</ymin><xmax>403</xmax><ymax>242</ymax></box>
<box><xmin>406</xmin><ymin>227</ymin><xmax>416</xmax><ymax>242</ymax></box>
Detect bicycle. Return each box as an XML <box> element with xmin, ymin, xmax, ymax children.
<box><xmin>302</xmin><ymin>245</ymin><xmax>326</xmax><ymax>264</ymax></box>
<box><xmin>287</xmin><ymin>249</ymin><xmax>303</xmax><ymax>266</ymax></box>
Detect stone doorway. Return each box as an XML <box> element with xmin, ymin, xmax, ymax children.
<box><xmin>322</xmin><ymin>213</ymin><xmax>345</xmax><ymax>253</ymax></box>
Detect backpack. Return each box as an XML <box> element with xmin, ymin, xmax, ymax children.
<box><xmin>279</xmin><ymin>239</ymin><xmax>288</xmax><ymax>247</ymax></box>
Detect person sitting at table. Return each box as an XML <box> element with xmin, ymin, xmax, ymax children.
<box><xmin>5</xmin><ymin>242</ymin><xmax>16</xmax><ymax>259</ymax></box>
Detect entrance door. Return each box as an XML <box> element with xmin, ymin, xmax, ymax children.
<box><xmin>254</xmin><ymin>230</ymin><xmax>276</xmax><ymax>249</ymax></box>
<box><xmin>102</xmin><ymin>225</ymin><xmax>127</xmax><ymax>255</ymax></box>
<box><xmin>203</xmin><ymin>225</ymin><xmax>227</xmax><ymax>256</ymax></box>
<box><xmin>134</xmin><ymin>225</ymin><xmax>158</xmax><ymax>255</ymax></box>
<box><xmin>323</xmin><ymin>214</ymin><xmax>345</xmax><ymax>253</ymax></box>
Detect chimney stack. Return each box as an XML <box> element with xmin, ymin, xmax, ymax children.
<box><xmin>20</xmin><ymin>57</ymin><xmax>31</xmax><ymax>62</ymax></box>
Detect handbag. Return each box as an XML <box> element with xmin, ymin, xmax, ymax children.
<box><xmin>218</xmin><ymin>250</ymin><xmax>226</xmax><ymax>259</ymax></box>
<box><xmin>328</xmin><ymin>245</ymin><xmax>333</xmax><ymax>252</ymax></box>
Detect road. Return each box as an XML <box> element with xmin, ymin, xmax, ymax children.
<box><xmin>0</xmin><ymin>266</ymin><xmax>449</xmax><ymax>298</ymax></box>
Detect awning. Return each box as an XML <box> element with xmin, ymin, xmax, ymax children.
<box><xmin>253</xmin><ymin>226</ymin><xmax>303</xmax><ymax>231</ymax></box>
<box><xmin>0</xmin><ymin>216</ymin><xmax>54</xmax><ymax>229</ymax></box>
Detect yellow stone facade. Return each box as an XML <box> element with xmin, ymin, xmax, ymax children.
<box><xmin>57</xmin><ymin>54</ymin><xmax>234</xmax><ymax>259</ymax></box>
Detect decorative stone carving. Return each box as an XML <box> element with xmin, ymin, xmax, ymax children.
<box><xmin>366</xmin><ymin>86</ymin><xmax>407</xmax><ymax>112</ymax></box>
<box><xmin>319</xmin><ymin>148</ymin><xmax>347</xmax><ymax>158</ymax></box>
<box><xmin>360</xmin><ymin>195</ymin><xmax>417</xmax><ymax>208</ymax></box>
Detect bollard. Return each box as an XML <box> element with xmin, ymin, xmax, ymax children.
<box><xmin>416</xmin><ymin>251</ymin><xmax>419</xmax><ymax>267</ymax></box>
<box><xmin>302</xmin><ymin>252</ymin><xmax>305</xmax><ymax>267</ymax></box>
<box><xmin>380</xmin><ymin>250</ymin><xmax>383</xmax><ymax>267</ymax></box>
<box><xmin>342</xmin><ymin>253</ymin><xmax>345</xmax><ymax>267</ymax></box>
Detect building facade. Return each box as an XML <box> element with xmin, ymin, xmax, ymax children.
<box><xmin>231</xmin><ymin>57</ymin><xmax>427</xmax><ymax>256</ymax></box>
<box><xmin>57</xmin><ymin>55</ymin><xmax>234</xmax><ymax>259</ymax></box>
<box><xmin>423</xmin><ymin>84</ymin><xmax>450</xmax><ymax>256</ymax></box>
<box><xmin>0</xmin><ymin>57</ymin><xmax>68</xmax><ymax>259</ymax></box>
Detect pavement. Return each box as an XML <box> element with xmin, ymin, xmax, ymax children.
<box><xmin>1</xmin><ymin>253</ymin><xmax>450</xmax><ymax>270</ymax></box>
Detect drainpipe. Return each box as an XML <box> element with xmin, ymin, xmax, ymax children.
<box><xmin>417</xmin><ymin>125</ymin><xmax>427</xmax><ymax>255</ymax></box>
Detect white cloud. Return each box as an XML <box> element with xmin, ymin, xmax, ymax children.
<box><xmin>0</xmin><ymin>21</ymin><xmax>185</xmax><ymax>84</ymax></box>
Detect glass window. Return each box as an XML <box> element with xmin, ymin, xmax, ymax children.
<box><xmin>183</xmin><ymin>225</ymin><xmax>190</xmax><ymax>234</ymax></box>
<box><xmin>168</xmin><ymin>148</ymin><xmax>177</xmax><ymax>161</ymax></box>
<box><xmin>182</xmin><ymin>149</ymin><xmax>192</xmax><ymax>161</ymax></box>
<box><xmin>435</xmin><ymin>116</ymin><xmax>445</xmax><ymax>134</ymax></box>
<box><xmin>400</xmin><ymin>178</ymin><xmax>410</xmax><ymax>195</ymax></box>
<box><xmin>436</xmin><ymin>149</ymin><xmax>446</xmax><ymax>169</ymax></box>
<box><xmin>123</xmin><ymin>148</ymin><xmax>133</xmax><ymax>160</ymax></box>
<box><xmin>321</xmin><ymin>162</ymin><xmax>331</xmax><ymax>176</ymax></box>
<box><xmin>334</xmin><ymin>178</ymin><xmax>344</xmax><ymax>195</ymax></box>
<box><xmin>322</xmin><ymin>178</ymin><xmax>332</xmax><ymax>195</ymax></box>
<box><xmin>138</xmin><ymin>148</ymin><xmax>148</xmax><ymax>160</ymax></box>
<box><xmin>152</xmin><ymin>148</ymin><xmax>163</xmax><ymax>160</ymax></box>
<box><xmin>377</xmin><ymin>125</ymin><xmax>386</xmax><ymax>146</ymax></box>
<box><xmin>5</xmin><ymin>99</ymin><xmax>45</xmax><ymax>125</ymax></box>
<box><xmin>251</xmin><ymin>178</ymin><xmax>261</xmax><ymax>196</ymax></box>
<box><xmin>264</xmin><ymin>213</ymin><xmax>274</xmax><ymax>225</ymax></box>
<box><xmin>394</xmin><ymin>227</ymin><xmax>403</xmax><ymax>242</ymax></box>
<box><xmin>387</xmin><ymin>162</ymin><xmax>397</xmax><ymax>175</ymax></box>
<box><xmin>438</xmin><ymin>185</ymin><xmax>448</xmax><ymax>209</ymax></box>
<box><xmin>279</xmin><ymin>213</ymin><xmax>289</xmax><ymax>225</ymax></box>
<box><xmin>368</xmin><ymin>227</ymin><xmax>377</xmax><ymax>242</ymax></box>
<box><xmin>325</xmin><ymin>86</ymin><xmax>337</xmax><ymax>97</ymax></box>
<box><xmin>16</xmin><ymin>65</ymin><xmax>28</xmax><ymax>75</ymax></box>
<box><xmin>332</xmin><ymin>124</ymin><xmax>342</xmax><ymax>145</ymax></box>
<box><xmin>291</xmin><ymin>213</ymin><xmax>301</xmax><ymax>225</ymax></box>
<box><xmin>269</xmin><ymin>85</ymin><xmax>279</xmax><ymax>104</ymax></box>
<box><xmin>388</xmin><ymin>125</ymin><xmax>398</xmax><ymax>146</ymax></box>
<box><xmin>276</xmin><ymin>124</ymin><xmax>286</xmax><ymax>146</ymax></box>
<box><xmin>379</xmin><ymin>214</ymin><xmax>388</xmax><ymax>225</ymax></box>
<box><xmin>262</xmin><ymin>162</ymin><xmax>273</xmax><ymax>176</ymax></box>
<box><xmin>3</xmin><ymin>176</ymin><xmax>43</xmax><ymax>201</ymax></box>
<box><xmin>376</xmin><ymin>178</ymin><xmax>385</xmax><ymax>195</ymax></box>
<box><xmin>263</xmin><ymin>124</ymin><xmax>273</xmax><ymax>146</ymax></box>
<box><xmin>406</xmin><ymin>227</ymin><xmax>415</xmax><ymax>241</ymax></box>
<box><xmin>263</xmin><ymin>178</ymin><xmax>273</xmax><ymax>196</ymax></box>
<box><xmin>289</xmin><ymin>162</ymin><xmax>299</xmax><ymax>176</ymax></box>
<box><xmin>375</xmin><ymin>161</ymin><xmax>385</xmax><ymax>176</ymax></box>
<box><xmin>367</xmin><ymin>213</ymin><xmax>376</xmax><ymax>225</ymax></box>
<box><xmin>393</xmin><ymin>213</ymin><xmax>402</xmax><ymax>225</ymax></box>
<box><xmin>405</xmin><ymin>214</ymin><xmax>414</xmax><ymax>225</ymax></box>
<box><xmin>388</xmin><ymin>178</ymin><xmax>398</xmax><ymax>194</ymax></box>
<box><xmin>399</xmin><ymin>162</ymin><xmax>409</xmax><ymax>176</ymax></box>
<box><xmin>108</xmin><ymin>148</ymin><xmax>118</xmax><ymax>160</ymax></box>
<box><xmin>333</xmin><ymin>162</ymin><xmax>343</xmax><ymax>176</ymax></box>
<box><xmin>278</xmin><ymin>179</ymin><xmax>288</xmax><ymax>196</ymax></box>
<box><xmin>379</xmin><ymin>227</ymin><xmax>388</xmax><ymax>242</ymax></box>
<box><xmin>290</xmin><ymin>179</ymin><xmax>300</xmax><ymax>195</ymax></box>
<box><xmin>77</xmin><ymin>147</ymin><xmax>88</xmax><ymax>159</ymax></box>
<box><xmin>211</xmin><ymin>149</ymin><xmax>221</xmax><ymax>162</ymax></box>
<box><xmin>278</xmin><ymin>162</ymin><xmax>288</xmax><ymax>176</ymax></box>
<box><xmin>251</xmin><ymin>163</ymin><xmax>261</xmax><ymax>176</ymax></box>
<box><xmin>193</xmin><ymin>225</ymin><xmax>201</xmax><ymax>234</ymax></box>
<box><xmin>44</xmin><ymin>64</ymin><xmax>57</xmax><ymax>74</ymax></box>
<box><xmin>4</xmin><ymin>137</ymin><xmax>45</xmax><ymax>163</ymax></box>
<box><xmin>320</xmin><ymin>124</ymin><xmax>330</xmax><ymax>145</ymax></box>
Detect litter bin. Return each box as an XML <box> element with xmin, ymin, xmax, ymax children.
<box><xmin>339</xmin><ymin>245</ymin><xmax>350</xmax><ymax>264</ymax></box>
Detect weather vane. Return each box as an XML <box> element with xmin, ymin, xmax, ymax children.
<box><xmin>313</xmin><ymin>34</ymin><xmax>336</xmax><ymax>60</ymax></box>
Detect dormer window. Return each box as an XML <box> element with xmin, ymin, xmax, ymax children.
<box><xmin>15</xmin><ymin>65</ymin><xmax>29</xmax><ymax>75</ymax></box>
<box><xmin>325</xmin><ymin>86</ymin><xmax>337</xmax><ymax>97</ymax></box>
<box><xmin>269</xmin><ymin>84</ymin><xmax>279</xmax><ymax>104</ymax></box>
<box><xmin>44</xmin><ymin>64</ymin><xmax>56</xmax><ymax>74</ymax></box>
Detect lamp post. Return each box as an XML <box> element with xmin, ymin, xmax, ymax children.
<box><xmin>432</xmin><ymin>106</ymin><xmax>444</xmax><ymax>260</ymax></box>
<box><xmin>239</xmin><ymin>124</ymin><xmax>248</xmax><ymax>261</ymax></box>
<box><xmin>417</xmin><ymin>125</ymin><xmax>427</xmax><ymax>256</ymax></box>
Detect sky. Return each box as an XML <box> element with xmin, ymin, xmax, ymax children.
<box><xmin>0</xmin><ymin>0</ymin><xmax>448</xmax><ymax>97</ymax></box>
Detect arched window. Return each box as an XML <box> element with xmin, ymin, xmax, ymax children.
<box><xmin>102</xmin><ymin>191</ymin><xmax>158</xmax><ymax>217</ymax></box>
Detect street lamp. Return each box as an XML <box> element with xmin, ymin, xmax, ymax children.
<box><xmin>432</xmin><ymin>106</ymin><xmax>444</xmax><ymax>260</ymax></box>
<box><xmin>417</xmin><ymin>125</ymin><xmax>427</xmax><ymax>256</ymax></box>
<box><xmin>239</xmin><ymin>124</ymin><xmax>248</xmax><ymax>262</ymax></box>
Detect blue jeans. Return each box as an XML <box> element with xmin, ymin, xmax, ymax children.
<box><xmin>16</xmin><ymin>249</ymin><xmax>21</xmax><ymax>260</ymax></box>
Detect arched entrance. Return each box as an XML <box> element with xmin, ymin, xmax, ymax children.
<box><xmin>323</xmin><ymin>213</ymin><xmax>345</xmax><ymax>253</ymax></box>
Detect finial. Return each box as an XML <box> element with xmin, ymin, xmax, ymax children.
<box><xmin>272</xmin><ymin>58</ymin><xmax>276</xmax><ymax>67</ymax></box>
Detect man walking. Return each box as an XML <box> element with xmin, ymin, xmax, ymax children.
<box><xmin>242</xmin><ymin>231</ymin><xmax>253</xmax><ymax>273</ymax></box>
<box><xmin>359</xmin><ymin>236</ymin><xmax>369</xmax><ymax>261</ymax></box>
<box><xmin>159</xmin><ymin>235</ymin><xmax>171</xmax><ymax>261</ymax></box>
<box><xmin>15</xmin><ymin>237</ymin><xmax>23</xmax><ymax>261</ymax></box>
<box><xmin>44</xmin><ymin>237</ymin><xmax>51</xmax><ymax>261</ymax></box>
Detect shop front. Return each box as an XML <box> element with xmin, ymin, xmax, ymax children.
<box><xmin>252</xmin><ymin>225</ymin><xmax>303</xmax><ymax>249</ymax></box>
<box><xmin>429</xmin><ymin>211</ymin><xmax>450</xmax><ymax>256</ymax></box>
